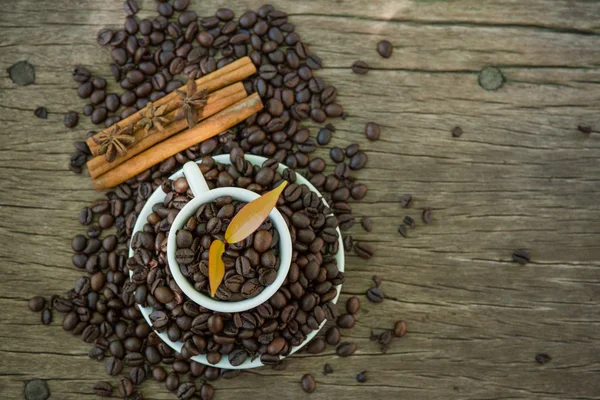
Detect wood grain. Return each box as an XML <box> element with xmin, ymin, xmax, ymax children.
<box><xmin>1</xmin><ymin>0</ymin><xmax>600</xmax><ymax>399</ymax></box>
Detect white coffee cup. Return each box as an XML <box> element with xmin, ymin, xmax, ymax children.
<box><xmin>130</xmin><ymin>154</ymin><xmax>344</xmax><ymax>369</ymax></box>
<box><xmin>167</xmin><ymin>161</ymin><xmax>293</xmax><ymax>313</ymax></box>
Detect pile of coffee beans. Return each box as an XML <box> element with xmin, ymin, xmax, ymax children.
<box><xmin>174</xmin><ymin>196</ymin><xmax>281</xmax><ymax>301</ymax></box>
<box><xmin>130</xmin><ymin>153</ymin><xmax>344</xmax><ymax>367</ymax></box>
<box><xmin>27</xmin><ymin>2</ymin><xmax>417</xmax><ymax>399</ymax></box>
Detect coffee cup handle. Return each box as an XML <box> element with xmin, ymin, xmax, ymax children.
<box><xmin>183</xmin><ymin>161</ymin><xmax>210</xmax><ymax>197</ymax></box>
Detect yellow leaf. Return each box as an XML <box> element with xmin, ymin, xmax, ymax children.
<box><xmin>225</xmin><ymin>181</ymin><xmax>288</xmax><ymax>244</ymax></box>
<box><xmin>208</xmin><ymin>239</ymin><xmax>225</xmax><ymax>297</ymax></box>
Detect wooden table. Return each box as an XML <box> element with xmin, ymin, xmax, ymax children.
<box><xmin>2</xmin><ymin>1</ymin><xmax>599</xmax><ymax>399</ymax></box>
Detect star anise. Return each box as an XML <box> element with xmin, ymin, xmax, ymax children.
<box><xmin>135</xmin><ymin>102</ymin><xmax>171</xmax><ymax>133</ymax></box>
<box><xmin>93</xmin><ymin>124</ymin><xmax>135</xmax><ymax>162</ymax></box>
<box><xmin>175</xmin><ymin>78</ymin><xmax>208</xmax><ymax>128</ymax></box>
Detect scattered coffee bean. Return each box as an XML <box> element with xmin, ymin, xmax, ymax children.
<box><xmin>393</xmin><ymin>320</ymin><xmax>407</xmax><ymax>337</ymax></box>
<box><xmin>512</xmin><ymin>249</ymin><xmax>531</xmax><ymax>265</ymax></box>
<box><xmin>352</xmin><ymin>60</ymin><xmax>369</xmax><ymax>74</ymax></box>
<box><xmin>316</xmin><ymin>127</ymin><xmax>333</xmax><ymax>145</ymax></box>
<box><xmin>64</xmin><ymin>111</ymin><xmax>79</xmax><ymax>128</ymax></box>
<box><xmin>93</xmin><ymin>381</ymin><xmax>113</xmax><ymax>397</ymax></box>
<box><xmin>422</xmin><ymin>208</ymin><xmax>432</xmax><ymax>224</ymax></box>
<box><xmin>34</xmin><ymin>107</ymin><xmax>48</xmax><ymax>119</ymax></box>
<box><xmin>337</xmin><ymin>313</ymin><xmax>355</xmax><ymax>329</ymax></box>
<box><xmin>124</xmin><ymin>0</ymin><xmax>139</xmax><ymax>16</ymax></box>
<box><xmin>200</xmin><ymin>383</ymin><xmax>214</xmax><ymax>400</ymax></box>
<box><xmin>401</xmin><ymin>194</ymin><xmax>412</xmax><ymax>208</ymax></box>
<box><xmin>28</xmin><ymin>296</ymin><xmax>46</xmax><ymax>312</ymax></box>
<box><xmin>361</xmin><ymin>216</ymin><xmax>372</xmax><ymax>232</ymax></box>
<box><xmin>403</xmin><ymin>216</ymin><xmax>415</xmax><ymax>229</ymax></box>
<box><xmin>323</xmin><ymin>363</ymin><xmax>334</xmax><ymax>375</ymax></box>
<box><xmin>300</xmin><ymin>374</ymin><xmax>316</xmax><ymax>393</ymax></box>
<box><xmin>356</xmin><ymin>370</ymin><xmax>368</xmax><ymax>382</ymax></box>
<box><xmin>535</xmin><ymin>353</ymin><xmax>551</xmax><ymax>364</ymax></box>
<box><xmin>379</xmin><ymin>330</ymin><xmax>393</xmax><ymax>352</ymax></box>
<box><xmin>41</xmin><ymin>309</ymin><xmax>52</xmax><ymax>325</ymax></box>
<box><xmin>366</xmin><ymin>287</ymin><xmax>384</xmax><ymax>303</ymax></box>
<box><xmin>578</xmin><ymin>125</ymin><xmax>592</xmax><ymax>134</ymax></box>
<box><xmin>346</xmin><ymin>296</ymin><xmax>360</xmax><ymax>314</ymax></box>
<box><xmin>452</xmin><ymin>126</ymin><xmax>463</xmax><ymax>137</ymax></box>
<box><xmin>365</xmin><ymin>122</ymin><xmax>380</xmax><ymax>141</ymax></box>
<box><xmin>325</xmin><ymin>326</ymin><xmax>341</xmax><ymax>345</ymax></box>
<box><xmin>377</xmin><ymin>40</ymin><xmax>393</xmax><ymax>58</ymax></box>
<box><xmin>354</xmin><ymin>241</ymin><xmax>374</xmax><ymax>259</ymax></box>
<box><xmin>336</xmin><ymin>341</ymin><xmax>357</xmax><ymax>357</ymax></box>
<box><xmin>117</xmin><ymin>377</ymin><xmax>133</xmax><ymax>398</ymax></box>
<box><xmin>330</xmin><ymin>147</ymin><xmax>345</xmax><ymax>163</ymax></box>
<box><xmin>372</xmin><ymin>275</ymin><xmax>382</xmax><ymax>287</ymax></box>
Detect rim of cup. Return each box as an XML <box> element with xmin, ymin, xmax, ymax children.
<box><xmin>129</xmin><ymin>154</ymin><xmax>344</xmax><ymax>369</ymax></box>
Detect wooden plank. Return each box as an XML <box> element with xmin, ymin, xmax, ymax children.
<box><xmin>1</xmin><ymin>0</ymin><xmax>600</xmax><ymax>399</ymax></box>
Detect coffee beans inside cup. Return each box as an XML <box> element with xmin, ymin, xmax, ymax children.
<box><xmin>175</xmin><ymin>197</ymin><xmax>281</xmax><ymax>301</ymax></box>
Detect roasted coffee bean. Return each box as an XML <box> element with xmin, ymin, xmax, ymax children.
<box><xmin>394</xmin><ymin>320</ymin><xmax>407</xmax><ymax>337</ymax></box>
<box><xmin>379</xmin><ymin>330</ymin><xmax>393</xmax><ymax>349</ymax></box>
<box><xmin>535</xmin><ymin>353</ymin><xmax>552</xmax><ymax>364</ymax></box>
<box><xmin>336</xmin><ymin>341</ymin><xmax>357</xmax><ymax>357</ymax></box>
<box><xmin>28</xmin><ymin>296</ymin><xmax>46</xmax><ymax>312</ymax></box>
<box><xmin>337</xmin><ymin>313</ymin><xmax>355</xmax><ymax>329</ymax></box>
<box><xmin>452</xmin><ymin>126</ymin><xmax>463</xmax><ymax>137</ymax></box>
<box><xmin>41</xmin><ymin>309</ymin><xmax>52</xmax><ymax>325</ymax></box>
<box><xmin>352</xmin><ymin>60</ymin><xmax>369</xmax><ymax>74</ymax></box>
<box><xmin>403</xmin><ymin>216</ymin><xmax>415</xmax><ymax>229</ymax></box>
<box><xmin>401</xmin><ymin>193</ymin><xmax>412</xmax><ymax>208</ymax></box>
<box><xmin>165</xmin><ymin>372</ymin><xmax>180</xmax><ymax>391</ymax></box>
<box><xmin>73</xmin><ymin>66</ymin><xmax>91</xmax><ymax>82</ymax></box>
<box><xmin>106</xmin><ymin>357</ymin><xmax>123</xmax><ymax>376</ymax></box>
<box><xmin>130</xmin><ymin>366</ymin><xmax>146</xmax><ymax>385</ymax></box>
<box><xmin>301</xmin><ymin>374</ymin><xmax>316</xmax><ymax>393</ymax></box>
<box><xmin>97</xmin><ymin>29</ymin><xmax>113</xmax><ymax>46</ymax></box>
<box><xmin>64</xmin><ymin>111</ymin><xmax>79</xmax><ymax>128</ymax></box>
<box><xmin>578</xmin><ymin>125</ymin><xmax>592</xmax><ymax>134</ymax></box>
<box><xmin>330</xmin><ymin>147</ymin><xmax>345</xmax><ymax>163</ymax></box>
<box><xmin>124</xmin><ymin>0</ymin><xmax>139</xmax><ymax>16</ymax></box>
<box><xmin>512</xmin><ymin>249</ymin><xmax>531</xmax><ymax>265</ymax></box>
<box><xmin>354</xmin><ymin>241</ymin><xmax>374</xmax><ymax>259</ymax></box>
<box><xmin>360</xmin><ymin>216</ymin><xmax>372</xmax><ymax>232</ymax></box>
<box><xmin>117</xmin><ymin>377</ymin><xmax>133</xmax><ymax>398</ymax></box>
<box><xmin>316</xmin><ymin>127</ymin><xmax>332</xmax><ymax>145</ymax></box>
<box><xmin>307</xmin><ymin>337</ymin><xmax>326</xmax><ymax>354</ymax></box>
<box><xmin>153</xmin><ymin>366</ymin><xmax>168</xmax><ymax>382</ymax></box>
<box><xmin>93</xmin><ymin>381</ymin><xmax>113</xmax><ymax>397</ymax></box>
<box><xmin>357</xmin><ymin>370</ymin><xmax>368</xmax><ymax>383</ymax></box>
<box><xmin>365</xmin><ymin>122</ymin><xmax>381</xmax><ymax>141</ymax></box>
<box><xmin>34</xmin><ymin>106</ymin><xmax>48</xmax><ymax>119</ymax></box>
<box><xmin>200</xmin><ymin>383</ymin><xmax>215</xmax><ymax>400</ymax></box>
<box><xmin>349</xmin><ymin>152</ymin><xmax>367</xmax><ymax>170</ymax></box>
<box><xmin>346</xmin><ymin>296</ymin><xmax>360</xmax><ymax>314</ymax></box>
<box><xmin>422</xmin><ymin>208</ymin><xmax>432</xmax><ymax>224</ymax></box>
<box><xmin>229</xmin><ymin>348</ymin><xmax>248</xmax><ymax>366</ymax></box>
<box><xmin>177</xmin><ymin>382</ymin><xmax>196</xmax><ymax>399</ymax></box>
<box><xmin>377</xmin><ymin>40</ymin><xmax>393</xmax><ymax>58</ymax></box>
<box><xmin>366</xmin><ymin>287</ymin><xmax>384</xmax><ymax>303</ymax></box>
<box><xmin>398</xmin><ymin>224</ymin><xmax>408</xmax><ymax>238</ymax></box>
<box><xmin>124</xmin><ymin>352</ymin><xmax>144</xmax><ymax>366</ymax></box>
<box><xmin>325</xmin><ymin>326</ymin><xmax>340</xmax><ymax>345</ymax></box>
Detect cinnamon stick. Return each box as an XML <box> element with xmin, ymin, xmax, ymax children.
<box><xmin>87</xmin><ymin>82</ymin><xmax>247</xmax><ymax>179</ymax></box>
<box><xmin>92</xmin><ymin>93</ymin><xmax>263</xmax><ymax>191</ymax></box>
<box><xmin>86</xmin><ymin>56</ymin><xmax>254</xmax><ymax>155</ymax></box>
